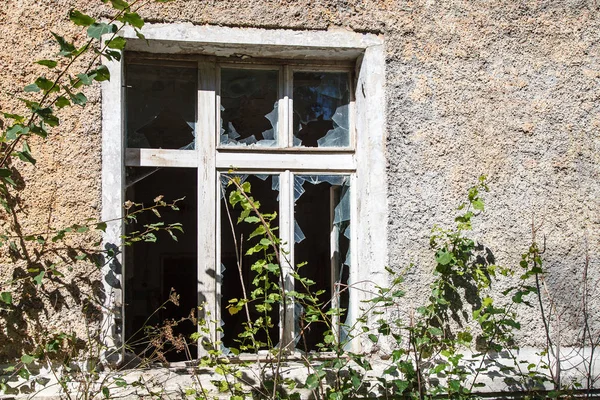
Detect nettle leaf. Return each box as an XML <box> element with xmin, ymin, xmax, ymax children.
<box><xmin>69</xmin><ymin>9</ymin><xmax>95</xmax><ymax>27</ymax></box>
<box><xmin>51</xmin><ymin>32</ymin><xmax>76</xmax><ymax>56</ymax></box>
<box><xmin>0</xmin><ymin>292</ymin><xmax>12</xmax><ymax>305</ymax></box>
<box><xmin>106</xmin><ymin>36</ymin><xmax>126</xmax><ymax>50</ymax></box>
<box><xmin>87</xmin><ymin>23</ymin><xmax>117</xmax><ymax>40</ymax></box>
<box><xmin>122</xmin><ymin>12</ymin><xmax>144</xmax><ymax>29</ymax></box>
<box><xmin>35</xmin><ymin>59</ymin><xmax>58</xmax><ymax>68</ymax></box>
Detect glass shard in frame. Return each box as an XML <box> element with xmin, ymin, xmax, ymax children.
<box><xmin>293</xmin><ymin>72</ymin><xmax>350</xmax><ymax>148</ymax></box>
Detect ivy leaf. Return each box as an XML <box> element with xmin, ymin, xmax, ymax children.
<box><xmin>69</xmin><ymin>10</ymin><xmax>95</xmax><ymax>26</ymax></box>
<box><xmin>0</xmin><ymin>169</ymin><xmax>11</xmax><ymax>178</ymax></box>
<box><xmin>51</xmin><ymin>32</ymin><xmax>76</xmax><ymax>57</ymax></box>
<box><xmin>0</xmin><ymin>292</ymin><xmax>12</xmax><ymax>305</ymax></box>
<box><xmin>122</xmin><ymin>12</ymin><xmax>144</xmax><ymax>29</ymax></box>
<box><xmin>87</xmin><ymin>23</ymin><xmax>117</xmax><ymax>40</ymax></box>
<box><xmin>95</xmin><ymin>222</ymin><xmax>107</xmax><ymax>232</ymax></box>
<box><xmin>35</xmin><ymin>59</ymin><xmax>58</xmax><ymax>68</ymax></box>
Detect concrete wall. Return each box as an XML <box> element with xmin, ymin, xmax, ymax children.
<box><xmin>0</xmin><ymin>0</ymin><xmax>598</xmax><ymax>370</ymax></box>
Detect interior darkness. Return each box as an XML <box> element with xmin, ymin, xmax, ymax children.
<box><xmin>126</xmin><ymin>62</ymin><xmax>197</xmax><ymax>150</ymax></box>
<box><xmin>220</xmin><ymin>175</ymin><xmax>280</xmax><ymax>349</ymax></box>
<box><xmin>124</xmin><ymin>168</ymin><xmax>198</xmax><ymax>361</ymax></box>
<box><xmin>294</xmin><ymin>180</ymin><xmax>350</xmax><ymax>351</ymax></box>
<box><xmin>220</xmin><ymin>68</ymin><xmax>279</xmax><ymax>144</ymax></box>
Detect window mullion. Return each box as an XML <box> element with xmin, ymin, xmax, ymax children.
<box><xmin>197</xmin><ymin>60</ymin><xmax>218</xmax><ymax>357</ymax></box>
<box><xmin>279</xmin><ymin>170</ymin><xmax>295</xmax><ymax>350</ymax></box>
<box><xmin>283</xmin><ymin>65</ymin><xmax>292</xmax><ymax>148</ymax></box>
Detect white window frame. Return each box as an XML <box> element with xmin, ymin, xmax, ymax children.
<box><xmin>101</xmin><ymin>24</ymin><xmax>386</xmax><ymax>359</ymax></box>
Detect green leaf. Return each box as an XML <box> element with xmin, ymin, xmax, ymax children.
<box><xmin>77</xmin><ymin>73</ymin><xmax>94</xmax><ymax>86</ymax></box>
<box><xmin>122</xmin><ymin>12</ymin><xmax>144</xmax><ymax>29</ymax></box>
<box><xmin>69</xmin><ymin>92</ymin><xmax>88</xmax><ymax>106</ymax></box>
<box><xmin>92</xmin><ymin>65</ymin><xmax>110</xmax><ymax>82</ymax></box>
<box><xmin>0</xmin><ymin>292</ymin><xmax>12</xmax><ymax>305</ymax></box>
<box><xmin>24</xmin><ymin>83</ymin><xmax>40</xmax><ymax>93</ymax></box>
<box><xmin>102</xmin><ymin>386</ymin><xmax>110</xmax><ymax>398</ymax></box>
<box><xmin>110</xmin><ymin>0</ymin><xmax>130</xmax><ymax>10</ymax></box>
<box><xmin>21</xmin><ymin>354</ymin><xmax>35</xmax><ymax>364</ymax></box>
<box><xmin>35</xmin><ymin>59</ymin><xmax>58</xmax><ymax>68</ymax></box>
<box><xmin>435</xmin><ymin>250</ymin><xmax>452</xmax><ymax>265</ymax></box>
<box><xmin>51</xmin><ymin>32</ymin><xmax>76</xmax><ymax>57</ymax></box>
<box><xmin>55</xmin><ymin>96</ymin><xmax>70</xmax><ymax>109</ymax></box>
<box><xmin>107</xmin><ymin>36</ymin><xmax>127</xmax><ymax>50</ymax></box>
<box><xmin>0</xmin><ymin>169</ymin><xmax>11</xmax><ymax>178</ymax></box>
<box><xmin>472</xmin><ymin>198</ymin><xmax>484</xmax><ymax>211</ymax></box>
<box><xmin>368</xmin><ymin>333</ymin><xmax>378</xmax><ymax>343</ymax></box>
<box><xmin>96</xmin><ymin>222</ymin><xmax>107</xmax><ymax>232</ymax></box>
<box><xmin>35</xmin><ymin>77</ymin><xmax>54</xmax><ymax>92</ymax></box>
<box><xmin>87</xmin><ymin>23</ymin><xmax>117</xmax><ymax>40</ymax></box>
<box><xmin>305</xmin><ymin>373</ymin><xmax>320</xmax><ymax>390</ymax></box>
<box><xmin>6</xmin><ymin>125</ymin><xmax>25</xmax><ymax>140</ymax></box>
<box><xmin>33</xmin><ymin>271</ymin><xmax>45</xmax><ymax>285</ymax></box>
<box><xmin>69</xmin><ymin>10</ymin><xmax>95</xmax><ymax>26</ymax></box>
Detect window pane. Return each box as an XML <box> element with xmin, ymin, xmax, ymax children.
<box><xmin>126</xmin><ymin>63</ymin><xmax>197</xmax><ymax>150</ymax></box>
<box><xmin>220</xmin><ymin>68</ymin><xmax>279</xmax><ymax>147</ymax></box>
<box><xmin>294</xmin><ymin>175</ymin><xmax>350</xmax><ymax>351</ymax></box>
<box><xmin>124</xmin><ymin>168</ymin><xmax>198</xmax><ymax>361</ymax></box>
<box><xmin>293</xmin><ymin>72</ymin><xmax>350</xmax><ymax>148</ymax></box>
<box><xmin>220</xmin><ymin>174</ymin><xmax>280</xmax><ymax>351</ymax></box>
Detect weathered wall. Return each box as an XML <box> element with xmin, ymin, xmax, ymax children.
<box><xmin>0</xmin><ymin>0</ymin><xmax>598</xmax><ymax>360</ymax></box>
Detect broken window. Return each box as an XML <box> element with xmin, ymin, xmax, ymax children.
<box><xmin>124</xmin><ymin>168</ymin><xmax>198</xmax><ymax>361</ymax></box>
<box><xmin>294</xmin><ymin>175</ymin><xmax>350</xmax><ymax>351</ymax></box>
<box><xmin>121</xmin><ymin>56</ymin><xmax>356</xmax><ymax>358</ymax></box>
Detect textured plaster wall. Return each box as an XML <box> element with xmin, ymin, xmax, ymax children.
<box><xmin>0</xmin><ymin>0</ymin><xmax>598</xmax><ymax>360</ymax></box>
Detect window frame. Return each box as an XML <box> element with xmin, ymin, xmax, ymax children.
<box><xmin>101</xmin><ymin>24</ymin><xmax>386</xmax><ymax>360</ymax></box>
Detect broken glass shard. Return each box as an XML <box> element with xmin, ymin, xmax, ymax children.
<box><xmin>220</xmin><ymin>68</ymin><xmax>279</xmax><ymax>147</ymax></box>
<box><xmin>293</xmin><ymin>72</ymin><xmax>350</xmax><ymax>148</ymax></box>
<box><xmin>126</xmin><ymin>62</ymin><xmax>197</xmax><ymax>150</ymax></box>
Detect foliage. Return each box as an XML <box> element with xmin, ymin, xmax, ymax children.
<box><xmin>0</xmin><ymin>1</ymin><xmax>597</xmax><ymax>398</ymax></box>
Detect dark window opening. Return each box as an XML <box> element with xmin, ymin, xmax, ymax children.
<box><xmin>220</xmin><ymin>174</ymin><xmax>281</xmax><ymax>350</ymax></box>
<box><xmin>124</xmin><ymin>168</ymin><xmax>198</xmax><ymax>361</ymax></box>
<box><xmin>294</xmin><ymin>176</ymin><xmax>350</xmax><ymax>351</ymax></box>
